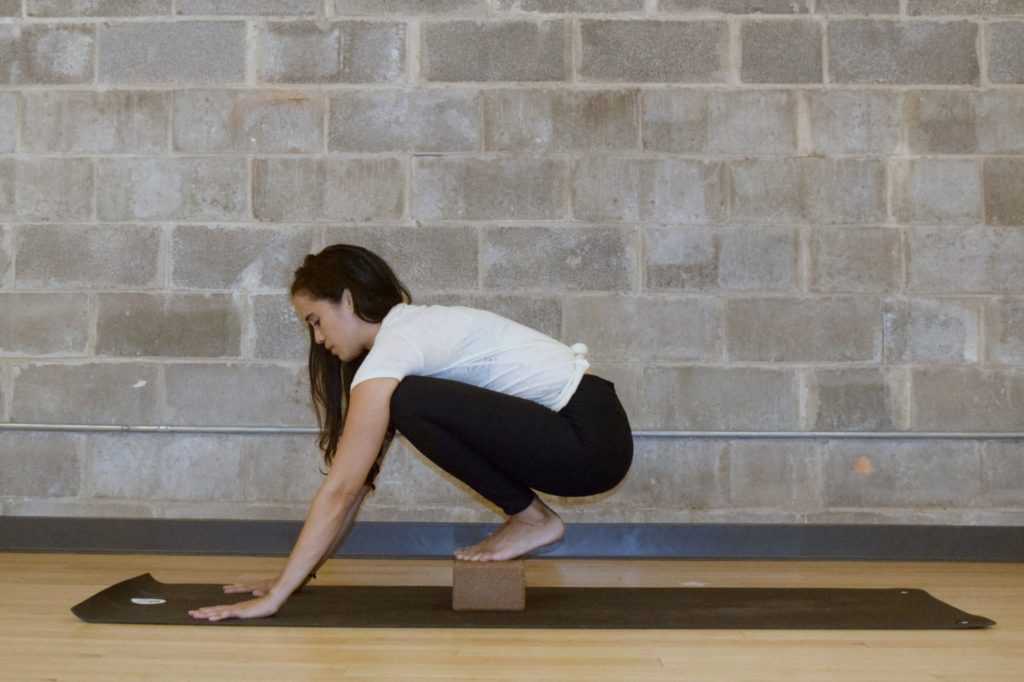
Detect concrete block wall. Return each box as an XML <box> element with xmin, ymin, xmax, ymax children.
<box><xmin>1</xmin><ymin>0</ymin><xmax>1022</xmax><ymax>525</ymax></box>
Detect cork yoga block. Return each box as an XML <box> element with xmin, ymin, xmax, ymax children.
<box><xmin>451</xmin><ymin>559</ymin><xmax>526</xmax><ymax>612</ymax></box>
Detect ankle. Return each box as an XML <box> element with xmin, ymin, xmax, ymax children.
<box><xmin>512</xmin><ymin>498</ymin><xmax>559</xmax><ymax>525</ymax></box>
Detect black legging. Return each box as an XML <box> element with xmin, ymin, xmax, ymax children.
<box><xmin>389</xmin><ymin>373</ymin><xmax>634</xmax><ymax>515</ymax></box>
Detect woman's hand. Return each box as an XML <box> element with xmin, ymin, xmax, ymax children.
<box><xmin>188</xmin><ymin>590</ymin><xmax>286</xmax><ymax>622</ymax></box>
<box><xmin>222</xmin><ymin>578</ymin><xmax>278</xmax><ymax>596</ymax></box>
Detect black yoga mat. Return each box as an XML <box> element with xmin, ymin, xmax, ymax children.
<box><xmin>72</xmin><ymin>573</ymin><xmax>995</xmax><ymax>629</ymax></box>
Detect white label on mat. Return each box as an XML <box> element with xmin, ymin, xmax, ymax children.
<box><xmin>131</xmin><ymin>597</ymin><xmax>167</xmax><ymax>605</ymax></box>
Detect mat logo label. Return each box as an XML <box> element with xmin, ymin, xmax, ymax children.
<box><xmin>130</xmin><ymin>597</ymin><xmax>167</xmax><ymax>605</ymax></box>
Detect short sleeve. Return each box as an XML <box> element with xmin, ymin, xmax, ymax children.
<box><xmin>351</xmin><ymin>331</ymin><xmax>424</xmax><ymax>388</ymax></box>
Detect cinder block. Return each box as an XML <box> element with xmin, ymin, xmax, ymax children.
<box><xmin>906</xmin><ymin>226</ymin><xmax>1024</xmax><ymax>294</ymax></box>
<box><xmin>893</xmin><ymin>159</ymin><xmax>983</xmax><ymax>224</ymax></box>
<box><xmin>26</xmin><ymin>1</ymin><xmax>171</xmax><ymax>17</ymax></box>
<box><xmin>170</xmin><ymin>224</ymin><xmax>316</xmax><ymax>290</ymax></box>
<box><xmin>829</xmin><ymin>19</ymin><xmax>978</xmax><ymax>85</ymax></box>
<box><xmin>729</xmin><ymin>158</ymin><xmax>886</xmax><ymax>224</ymax></box>
<box><xmin>905</xmin><ymin>91</ymin><xmax>977</xmax><ymax>154</ymax></box>
<box><xmin>726</xmin><ymin>296</ymin><xmax>880</xmax><ymax>362</ymax></box>
<box><xmin>984</xmin><ymin>158</ymin><xmax>1024</xmax><ymax>226</ymax></box>
<box><xmin>177</xmin><ymin>0</ymin><xmax>317</xmax><ymax>15</ymax></box>
<box><xmin>0</xmin><ymin>292</ymin><xmax>91</xmax><ymax>356</ymax></box>
<box><xmin>572</xmin><ymin>157</ymin><xmax>726</xmax><ymax>223</ymax></box>
<box><xmin>0</xmin><ymin>23</ymin><xmax>95</xmax><ymax>85</ymax></box>
<box><xmin>412</xmin><ymin>157</ymin><xmax>566</xmax><ymax>221</ymax></box>
<box><xmin>174</xmin><ymin>90</ymin><xmax>324</xmax><ymax>153</ymax></box>
<box><xmin>912</xmin><ymin>367</ymin><xmax>1024</xmax><ymax>432</ymax></box>
<box><xmin>640</xmin><ymin>365</ymin><xmax>799</xmax><ymax>431</ymax></box>
<box><xmin>253</xmin><ymin>157</ymin><xmax>404</xmax><ymax>222</ymax></box>
<box><xmin>97</xmin><ymin>157</ymin><xmax>247</xmax><ymax>221</ymax></box>
<box><xmin>23</xmin><ymin>90</ymin><xmax>169</xmax><ymax>154</ymax></box>
<box><xmin>986</xmin><ymin>298</ymin><xmax>1024</xmax><ymax>365</ymax></box>
<box><xmin>452</xmin><ymin>559</ymin><xmax>525</xmax><ymax>611</ymax></box>
<box><xmin>98</xmin><ymin>21</ymin><xmax>246</xmax><ymax>84</ymax></box>
<box><xmin>989</xmin><ymin>21</ymin><xmax>1024</xmax><ymax>84</ymax></box>
<box><xmin>0</xmin><ymin>159</ymin><xmax>94</xmax><ymax>222</ymax></box>
<box><xmin>741</xmin><ymin>20</ymin><xmax>822</xmax><ymax>84</ymax></box>
<box><xmin>329</xmin><ymin>89</ymin><xmax>479</xmax><ymax>153</ymax></box>
<box><xmin>727</xmin><ymin>440</ymin><xmax>821</xmax><ymax>510</ymax></box>
<box><xmin>95</xmin><ymin>293</ymin><xmax>243</xmax><ymax>358</ymax></box>
<box><xmin>612</xmin><ymin>437</ymin><xmax>727</xmax><ymax>511</ymax></box>
<box><xmin>640</xmin><ymin>89</ymin><xmax>705</xmax><ymax>153</ymax></box>
<box><xmin>966</xmin><ymin>91</ymin><xmax>1024</xmax><ymax>151</ymax></box>
<box><xmin>87</xmin><ymin>433</ymin><xmax>245</xmax><ymax>502</ymax></box>
<box><xmin>15</xmin><ymin>224</ymin><xmax>162</xmax><ymax>290</ymax></box>
<box><xmin>322</xmin><ymin>225</ymin><xmax>479</xmax><ymax>293</ymax></box>
<box><xmin>242</xmin><ymin>435</ymin><xmax>323</xmax><ymax>503</ymax></box>
<box><xmin>163</xmin><ymin>363</ymin><xmax>311</xmax><ymax>426</ymax></box>
<box><xmin>423</xmin><ymin>20</ymin><xmax>568</xmax><ymax>83</ymax></box>
<box><xmin>0</xmin><ymin>225</ymin><xmax>11</xmax><ymax>285</ymax></box>
<box><xmin>918</xmin><ymin>91</ymin><xmax>1024</xmax><ymax>154</ymax></box>
<box><xmin>815</xmin><ymin>0</ymin><xmax>897</xmax><ymax>13</ymax></box>
<box><xmin>10</xmin><ymin>362</ymin><xmax>161</xmax><ymax>425</ymax></box>
<box><xmin>336</xmin><ymin>0</ymin><xmax>487</xmax><ymax>14</ymax></box>
<box><xmin>0</xmin><ymin>93</ymin><xmax>16</xmax><ymax>153</ymax></box>
<box><xmin>482</xmin><ymin>225</ymin><xmax>635</xmax><ymax>292</ymax></box>
<box><xmin>806</xmin><ymin>90</ymin><xmax>901</xmax><ymax>155</ymax></box>
<box><xmin>809</xmin><ymin>226</ymin><xmax>901</xmax><ymax>293</ymax></box>
<box><xmin>253</xmin><ymin>293</ymin><xmax>308</xmax><ymax>360</ymax></box>
<box><xmin>913</xmin><ymin>0</ymin><xmax>1024</xmax><ymax>15</ymax></box>
<box><xmin>824</xmin><ymin>440</ymin><xmax>981</xmax><ymax>509</ymax></box>
<box><xmin>982</xmin><ymin>441</ymin><xmax>1024</xmax><ymax>506</ymax></box>
<box><xmin>0</xmin><ymin>432</ymin><xmax>81</xmax><ymax>497</ymax></box>
<box><xmin>498</xmin><ymin>0</ymin><xmax>640</xmax><ymax>12</ymax></box>
<box><xmin>643</xmin><ymin>90</ymin><xmax>796</xmax><ymax>155</ymax></box>
<box><xmin>483</xmin><ymin>89</ymin><xmax>637</xmax><ymax>152</ymax></box>
<box><xmin>580</xmin><ymin>19</ymin><xmax>726</xmax><ymax>83</ymax></box>
<box><xmin>664</xmin><ymin>0</ymin><xmax>809</xmax><ymax>11</ymax></box>
<box><xmin>807</xmin><ymin>368</ymin><xmax>904</xmax><ymax>431</ymax></box>
<box><xmin>882</xmin><ymin>298</ymin><xmax>981</xmax><ymax>364</ymax></box>
<box><xmin>0</xmin><ymin>0</ymin><xmax>19</xmax><ymax>15</ymax></box>
<box><xmin>645</xmin><ymin>225</ymin><xmax>798</xmax><ymax>292</ymax></box>
<box><xmin>563</xmin><ymin>294</ymin><xmax>719</xmax><ymax>363</ymax></box>
<box><xmin>258</xmin><ymin>21</ymin><xmax>406</xmax><ymax>84</ymax></box>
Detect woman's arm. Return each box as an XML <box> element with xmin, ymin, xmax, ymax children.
<box><xmin>188</xmin><ymin>377</ymin><xmax>400</xmax><ymax>621</ymax></box>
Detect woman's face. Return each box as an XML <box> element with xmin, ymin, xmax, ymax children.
<box><xmin>291</xmin><ymin>291</ymin><xmax>368</xmax><ymax>362</ymax></box>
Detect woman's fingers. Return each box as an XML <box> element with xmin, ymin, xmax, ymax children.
<box><xmin>188</xmin><ymin>594</ymin><xmax>281</xmax><ymax>621</ymax></box>
<box><xmin>222</xmin><ymin>579</ymin><xmax>275</xmax><ymax>595</ymax></box>
<box><xmin>188</xmin><ymin>605</ymin><xmax>235</xmax><ymax>621</ymax></box>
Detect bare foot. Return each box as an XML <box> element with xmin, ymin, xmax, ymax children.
<box><xmin>455</xmin><ymin>497</ymin><xmax>564</xmax><ymax>561</ymax></box>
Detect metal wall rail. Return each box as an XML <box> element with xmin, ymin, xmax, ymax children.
<box><xmin>1</xmin><ymin>423</ymin><xmax>1023</xmax><ymax>439</ymax></box>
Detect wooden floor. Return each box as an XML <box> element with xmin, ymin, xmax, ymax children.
<box><xmin>1</xmin><ymin>552</ymin><xmax>1021</xmax><ymax>681</ymax></box>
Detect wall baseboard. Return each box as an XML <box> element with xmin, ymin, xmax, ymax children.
<box><xmin>2</xmin><ymin>517</ymin><xmax>1023</xmax><ymax>561</ymax></box>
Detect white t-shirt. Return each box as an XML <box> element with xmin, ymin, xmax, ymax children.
<box><xmin>350</xmin><ymin>303</ymin><xmax>590</xmax><ymax>412</ymax></box>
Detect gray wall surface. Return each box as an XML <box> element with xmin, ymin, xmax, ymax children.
<box><xmin>0</xmin><ymin>0</ymin><xmax>1022</xmax><ymax>525</ymax></box>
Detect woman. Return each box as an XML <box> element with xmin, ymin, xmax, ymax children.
<box><xmin>189</xmin><ymin>244</ymin><xmax>633</xmax><ymax>621</ymax></box>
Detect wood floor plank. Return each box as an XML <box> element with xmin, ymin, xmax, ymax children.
<box><xmin>1</xmin><ymin>553</ymin><xmax>1020</xmax><ymax>682</ymax></box>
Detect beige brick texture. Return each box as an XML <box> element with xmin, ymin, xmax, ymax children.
<box><xmin>1</xmin><ymin>2</ymin><xmax>1022</xmax><ymax>525</ymax></box>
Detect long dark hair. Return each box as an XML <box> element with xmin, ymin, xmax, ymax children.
<box><xmin>290</xmin><ymin>244</ymin><xmax>411</xmax><ymax>482</ymax></box>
